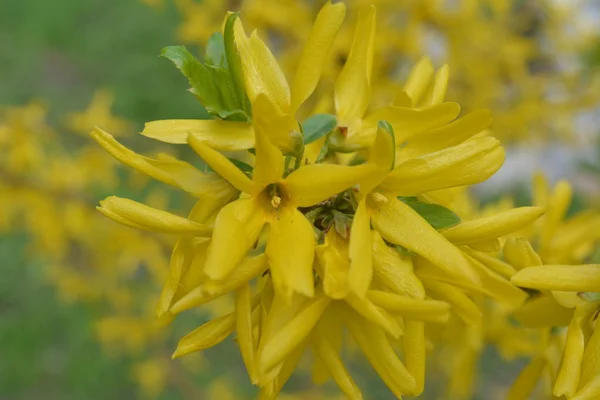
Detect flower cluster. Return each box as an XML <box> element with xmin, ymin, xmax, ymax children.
<box><xmin>95</xmin><ymin>2</ymin><xmax>600</xmax><ymax>399</ymax></box>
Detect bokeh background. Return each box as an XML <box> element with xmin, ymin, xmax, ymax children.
<box><xmin>1</xmin><ymin>0</ymin><xmax>599</xmax><ymax>399</ymax></box>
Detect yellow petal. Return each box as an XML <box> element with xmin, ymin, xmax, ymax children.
<box><xmin>370</xmin><ymin>195</ymin><xmax>479</xmax><ymax>285</ymax></box>
<box><xmin>441</xmin><ymin>207</ymin><xmax>545</xmax><ymax>246</ymax></box>
<box><xmin>172</xmin><ymin>313</ymin><xmax>235</xmax><ymax>359</ymax></box>
<box><xmin>259</xmin><ymin>295</ymin><xmax>330</xmax><ymax>374</ymax></box>
<box><xmin>156</xmin><ymin>238</ymin><xmax>209</xmax><ymax>319</ymax></box>
<box><xmin>203</xmin><ymin>198</ymin><xmax>266</xmax><ymax>281</ymax></box>
<box><xmin>236</xmin><ymin>283</ymin><xmax>257</xmax><ymax>383</ymax></box>
<box><xmin>312</xmin><ymin>326</ymin><xmax>362</xmax><ymax>400</ymax></box>
<box><xmin>512</xmin><ymin>265</ymin><xmax>600</xmax><ymax>292</ymax></box>
<box><xmin>170</xmin><ymin>254</ymin><xmax>267</xmax><ymax>315</ymax></box>
<box><xmin>466</xmin><ymin>238</ymin><xmax>501</xmax><ymax>253</ymax></box>
<box><xmin>382</xmin><ymin>137</ymin><xmax>504</xmax><ymax>196</ymax></box>
<box><xmin>252</xmin><ymin>92</ymin><xmax>302</xmax><ymax>155</ymax></box>
<box><xmin>252</xmin><ymin>109</ymin><xmax>284</xmax><ymax>190</ymax></box>
<box><xmin>403</xmin><ymin>57</ymin><xmax>434</xmax><ymax>106</ymax></box>
<box><xmin>188</xmin><ymin>134</ymin><xmax>257</xmax><ymax>194</ymax></box>
<box><xmin>554</xmin><ymin>306</ymin><xmax>594</xmax><ymax>397</ymax></box>
<box><xmin>367</xmin><ymin>290</ymin><xmax>450</xmax><ymax>323</ymax></box>
<box><xmin>315</xmin><ymin>229</ymin><xmax>350</xmax><ymax>299</ymax></box>
<box><xmin>540</xmin><ymin>180</ymin><xmax>572</xmax><ymax>250</ymax></box>
<box><xmin>91</xmin><ymin>127</ymin><xmax>208</xmax><ymax>192</ymax></box>
<box><xmin>345</xmin><ymin>292</ymin><xmax>402</xmax><ymax>338</ymax></box>
<box><xmin>463</xmin><ymin>248</ymin><xmax>517</xmax><ymax>278</ymax></box>
<box><xmin>506</xmin><ymin>356</ymin><xmax>546</xmax><ymax>400</ymax></box>
<box><xmin>348</xmin><ymin>200</ymin><xmax>372</xmax><ymax>297</ymax></box>
<box><xmin>345</xmin><ymin>309</ymin><xmax>417</xmax><ymax>397</ymax></box>
<box><xmin>266</xmin><ymin>206</ymin><xmax>315</xmax><ymax>298</ymax></box>
<box><xmin>284</xmin><ymin>163</ymin><xmax>378</xmax><ymax>207</ymax></box>
<box><xmin>97</xmin><ymin>196</ymin><xmax>211</xmax><ymax>235</ymax></box>
<box><xmin>572</xmin><ymin>376</ymin><xmax>600</xmax><ymax>400</ymax></box>
<box><xmin>365</xmin><ymin>102</ymin><xmax>461</xmax><ymax>143</ymax></box>
<box><xmin>405</xmin><ymin>109</ymin><xmax>492</xmax><ymax>156</ymax></box>
<box><xmin>580</xmin><ymin>319</ymin><xmax>600</xmax><ymax>390</ymax></box>
<box><xmin>371</xmin><ymin>231</ymin><xmax>426</xmax><ymax>298</ymax></box>
<box><xmin>423</xmin><ymin>280</ymin><xmax>481</xmax><ymax>324</ymax></box>
<box><xmin>334</xmin><ymin>5</ymin><xmax>376</xmax><ymax>121</ymax></box>
<box><xmin>234</xmin><ymin>20</ymin><xmax>290</xmax><ymax>113</ymax></box>
<box><xmin>503</xmin><ymin>237</ymin><xmax>543</xmax><ymax>270</ymax></box>
<box><xmin>403</xmin><ymin>320</ymin><xmax>426</xmax><ymax>395</ymax></box>
<box><xmin>258</xmin><ymin>343</ymin><xmax>306</xmax><ymax>400</ymax></box>
<box><xmin>141</xmin><ymin>119</ymin><xmax>254</xmax><ymax>150</ymax></box>
<box><xmin>512</xmin><ymin>295</ymin><xmax>574</xmax><ymax>328</ymax></box>
<box><xmin>290</xmin><ymin>1</ymin><xmax>346</xmax><ymax>112</ymax></box>
<box><xmin>422</xmin><ymin>64</ymin><xmax>449</xmax><ymax>106</ymax></box>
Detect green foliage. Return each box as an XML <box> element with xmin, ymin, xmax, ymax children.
<box><xmin>301</xmin><ymin>114</ymin><xmax>337</xmax><ymax>144</ymax></box>
<box><xmin>399</xmin><ymin>197</ymin><xmax>461</xmax><ymax>230</ymax></box>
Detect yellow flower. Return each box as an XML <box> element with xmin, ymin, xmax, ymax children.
<box><xmin>65</xmin><ymin>89</ymin><xmax>132</xmax><ymax>136</ymax></box>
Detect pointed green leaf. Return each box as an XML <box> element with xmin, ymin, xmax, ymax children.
<box><xmin>224</xmin><ymin>13</ymin><xmax>250</xmax><ymax>116</ymax></box>
<box><xmin>399</xmin><ymin>197</ymin><xmax>461</xmax><ymax>230</ymax></box>
<box><xmin>301</xmin><ymin>114</ymin><xmax>337</xmax><ymax>144</ymax></box>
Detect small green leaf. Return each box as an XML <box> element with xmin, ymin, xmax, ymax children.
<box><xmin>581</xmin><ymin>292</ymin><xmax>600</xmax><ymax>302</ymax></box>
<box><xmin>161</xmin><ymin>45</ymin><xmax>220</xmax><ymax>109</ymax></box>
<box><xmin>205</xmin><ymin>32</ymin><xmax>227</xmax><ymax>67</ymax></box>
<box><xmin>332</xmin><ymin>210</ymin><xmax>352</xmax><ymax>239</ymax></box>
<box><xmin>224</xmin><ymin>13</ymin><xmax>250</xmax><ymax>116</ymax></box>
<box><xmin>301</xmin><ymin>114</ymin><xmax>337</xmax><ymax>144</ymax></box>
<box><xmin>399</xmin><ymin>197</ymin><xmax>461</xmax><ymax>230</ymax></box>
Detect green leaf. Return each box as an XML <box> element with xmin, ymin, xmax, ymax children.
<box><xmin>301</xmin><ymin>114</ymin><xmax>337</xmax><ymax>144</ymax></box>
<box><xmin>332</xmin><ymin>210</ymin><xmax>352</xmax><ymax>239</ymax></box>
<box><xmin>581</xmin><ymin>292</ymin><xmax>600</xmax><ymax>302</ymax></box>
<box><xmin>205</xmin><ymin>32</ymin><xmax>227</xmax><ymax>67</ymax></box>
<box><xmin>224</xmin><ymin>13</ymin><xmax>250</xmax><ymax>116</ymax></box>
<box><xmin>228</xmin><ymin>158</ymin><xmax>253</xmax><ymax>175</ymax></box>
<box><xmin>161</xmin><ymin>45</ymin><xmax>220</xmax><ymax>109</ymax></box>
<box><xmin>399</xmin><ymin>197</ymin><xmax>461</xmax><ymax>230</ymax></box>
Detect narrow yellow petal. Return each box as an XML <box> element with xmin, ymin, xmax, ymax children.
<box><xmin>170</xmin><ymin>254</ymin><xmax>267</xmax><ymax>315</ymax></box>
<box><xmin>540</xmin><ymin>180</ymin><xmax>572</xmax><ymax>250</ymax></box>
<box><xmin>512</xmin><ymin>265</ymin><xmax>600</xmax><ymax>292</ymax></box>
<box><xmin>203</xmin><ymin>198</ymin><xmax>266</xmax><ymax>281</ymax></box>
<box><xmin>348</xmin><ymin>200</ymin><xmax>372</xmax><ymax>297</ymax></box>
<box><xmin>441</xmin><ymin>207</ymin><xmax>545</xmax><ymax>245</ymax></box>
<box><xmin>315</xmin><ymin>229</ymin><xmax>350</xmax><ymax>299</ymax></box>
<box><xmin>506</xmin><ymin>357</ymin><xmax>546</xmax><ymax>400</ymax></box>
<box><xmin>188</xmin><ymin>134</ymin><xmax>257</xmax><ymax>194</ymax></box>
<box><xmin>378</xmin><ymin>137</ymin><xmax>505</xmax><ymax>196</ymax></box>
<box><xmin>371</xmin><ymin>231</ymin><xmax>426</xmax><ymax>298</ymax></box>
<box><xmin>405</xmin><ymin>109</ymin><xmax>492</xmax><ymax>156</ymax></box>
<box><xmin>234</xmin><ymin>19</ymin><xmax>290</xmax><ymax>113</ymax></box>
<box><xmin>266</xmin><ymin>206</ymin><xmax>315</xmax><ymax>298</ymax></box>
<box><xmin>367</xmin><ymin>290</ymin><xmax>450</xmax><ymax>323</ymax></box>
<box><xmin>252</xmin><ymin>110</ymin><xmax>284</xmax><ymax>190</ymax></box>
<box><xmin>259</xmin><ymin>295</ymin><xmax>330</xmax><ymax>374</ymax></box>
<box><xmin>403</xmin><ymin>320</ymin><xmax>426</xmax><ymax>395</ymax></box>
<box><xmin>284</xmin><ymin>163</ymin><xmax>378</xmax><ymax>207</ymax></box>
<box><xmin>554</xmin><ymin>306</ymin><xmax>592</xmax><ymax>397</ymax></box>
<box><xmin>422</xmin><ymin>64</ymin><xmax>449</xmax><ymax>106</ymax></box>
<box><xmin>290</xmin><ymin>1</ymin><xmax>346</xmax><ymax>112</ymax></box>
<box><xmin>503</xmin><ymin>237</ymin><xmax>543</xmax><ymax>270</ymax></box>
<box><xmin>466</xmin><ymin>238</ymin><xmax>501</xmax><ymax>253</ymax></box>
<box><xmin>403</xmin><ymin>57</ymin><xmax>434</xmax><ymax>105</ymax></box>
<box><xmin>370</xmin><ymin>195</ymin><xmax>479</xmax><ymax>285</ymax></box>
<box><xmin>464</xmin><ymin>248</ymin><xmax>516</xmax><ymax>278</ymax></box>
<box><xmin>97</xmin><ymin>196</ymin><xmax>211</xmax><ymax>235</ymax></box>
<box><xmin>312</xmin><ymin>326</ymin><xmax>362</xmax><ymax>400</ymax></box>
<box><xmin>258</xmin><ymin>343</ymin><xmax>306</xmax><ymax>400</ymax></box>
<box><xmin>512</xmin><ymin>295</ymin><xmax>574</xmax><ymax>328</ymax></box>
<box><xmin>236</xmin><ymin>283</ymin><xmax>257</xmax><ymax>383</ymax></box>
<box><xmin>252</xmin><ymin>92</ymin><xmax>302</xmax><ymax>155</ymax></box>
<box><xmin>571</xmin><ymin>376</ymin><xmax>600</xmax><ymax>400</ymax></box>
<box><xmin>141</xmin><ymin>119</ymin><xmax>254</xmax><ymax>150</ymax></box>
<box><xmin>423</xmin><ymin>280</ymin><xmax>481</xmax><ymax>324</ymax></box>
<box><xmin>580</xmin><ymin>320</ymin><xmax>600</xmax><ymax>391</ymax></box>
<box><xmin>344</xmin><ymin>293</ymin><xmax>402</xmax><ymax>338</ymax></box>
<box><xmin>172</xmin><ymin>313</ymin><xmax>235</xmax><ymax>359</ymax></box>
<box><xmin>364</xmin><ymin>102</ymin><xmax>461</xmax><ymax>143</ymax></box>
<box><xmin>334</xmin><ymin>5</ymin><xmax>376</xmax><ymax>121</ymax></box>
<box><xmin>345</xmin><ymin>310</ymin><xmax>417</xmax><ymax>397</ymax></box>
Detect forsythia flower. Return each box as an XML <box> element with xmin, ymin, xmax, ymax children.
<box><xmin>91</xmin><ymin>2</ymin><xmax>600</xmax><ymax>399</ymax></box>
